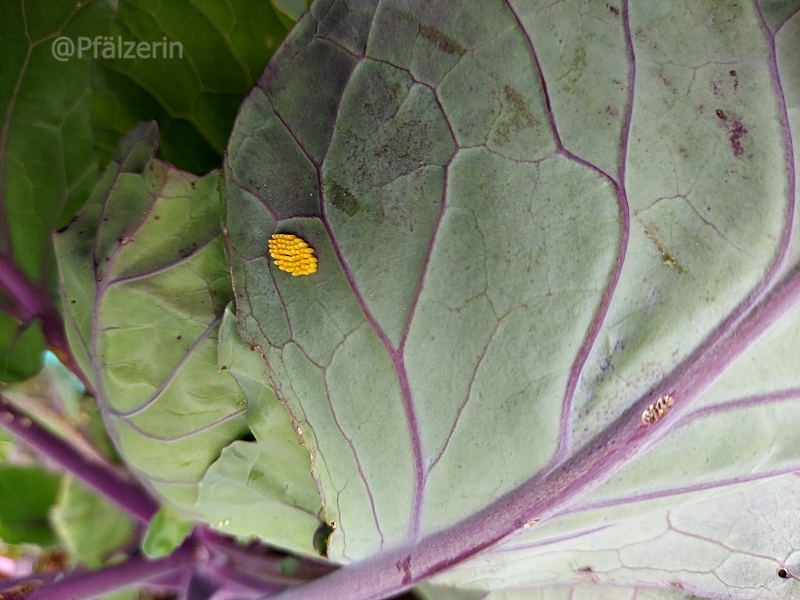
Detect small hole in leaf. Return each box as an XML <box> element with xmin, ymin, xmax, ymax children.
<box><xmin>778</xmin><ymin>567</ymin><xmax>789</xmax><ymax>579</ymax></box>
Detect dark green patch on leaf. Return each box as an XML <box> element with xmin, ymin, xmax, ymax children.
<box><xmin>324</xmin><ymin>177</ymin><xmax>361</xmax><ymax>216</ymax></box>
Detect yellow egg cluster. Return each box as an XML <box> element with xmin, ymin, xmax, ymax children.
<box><xmin>268</xmin><ymin>233</ymin><xmax>318</xmax><ymax>276</ymax></box>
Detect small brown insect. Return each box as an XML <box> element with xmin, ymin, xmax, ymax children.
<box><xmin>522</xmin><ymin>517</ymin><xmax>540</xmax><ymax>529</ymax></box>
<box><xmin>641</xmin><ymin>394</ymin><xmax>674</xmax><ymax>425</ymax></box>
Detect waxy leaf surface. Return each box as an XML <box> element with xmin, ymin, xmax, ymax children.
<box><xmin>225</xmin><ymin>0</ymin><xmax>800</xmax><ymax>598</ymax></box>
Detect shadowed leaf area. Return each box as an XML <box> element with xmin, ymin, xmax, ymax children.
<box><xmin>0</xmin><ymin>0</ymin><xmax>302</xmax><ymax>382</ymax></box>
<box><xmin>0</xmin><ymin>0</ymin><xmax>112</xmax><ymax>382</ymax></box>
<box><xmin>91</xmin><ymin>0</ymin><xmax>302</xmax><ymax>175</ymax></box>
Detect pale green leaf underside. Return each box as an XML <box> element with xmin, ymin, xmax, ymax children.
<box><xmin>437</xmin><ymin>476</ymin><xmax>800</xmax><ymax>600</ymax></box>
<box><xmin>227</xmin><ymin>0</ymin><xmax>623</xmax><ymax>561</ymax></box>
<box><xmin>196</xmin><ymin>304</ymin><xmax>322</xmax><ymax>557</ymax></box>
<box><xmin>225</xmin><ymin>0</ymin><xmax>800</xmax><ymax>595</ymax></box>
<box><xmin>55</xmin><ymin>124</ymin><xmax>323</xmax><ymax>555</ymax></box>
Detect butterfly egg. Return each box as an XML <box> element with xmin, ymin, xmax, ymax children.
<box><xmin>268</xmin><ymin>233</ymin><xmax>318</xmax><ymax>276</ymax></box>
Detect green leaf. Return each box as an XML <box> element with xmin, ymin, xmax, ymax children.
<box><xmin>96</xmin><ymin>591</ymin><xmax>141</xmax><ymax>600</ymax></box>
<box><xmin>197</xmin><ymin>440</ymin><xmax>323</xmax><ymax>556</ymax></box>
<box><xmin>0</xmin><ymin>314</ymin><xmax>45</xmax><ymax>383</ymax></box>
<box><xmin>226</xmin><ymin>0</ymin><xmax>619</xmax><ymax>561</ymax></box>
<box><xmin>435</xmin><ymin>479</ymin><xmax>793</xmax><ymax>600</ymax></box>
<box><xmin>271</xmin><ymin>0</ymin><xmax>309</xmax><ymax>23</ymax></box>
<box><xmin>91</xmin><ymin>0</ymin><xmax>298</xmax><ymax>175</ymax></box>
<box><xmin>141</xmin><ymin>505</ymin><xmax>193</xmax><ymax>559</ymax></box>
<box><xmin>0</xmin><ymin>466</ymin><xmax>60</xmax><ymax>546</ymax></box>
<box><xmin>0</xmin><ymin>428</ymin><xmax>13</xmax><ymax>462</ymax></box>
<box><xmin>225</xmin><ymin>0</ymin><xmax>800</xmax><ymax>597</ymax></box>
<box><xmin>414</xmin><ymin>583</ymin><xmax>486</xmax><ymax>600</ymax></box>
<box><xmin>55</xmin><ymin>122</ymin><xmax>248</xmax><ymax>514</ymax></box>
<box><xmin>0</xmin><ymin>0</ymin><xmax>113</xmax><ymax>382</ymax></box>
<box><xmin>194</xmin><ymin>304</ymin><xmax>323</xmax><ymax>556</ymax></box>
<box><xmin>50</xmin><ymin>475</ymin><xmax>135</xmax><ymax>567</ymax></box>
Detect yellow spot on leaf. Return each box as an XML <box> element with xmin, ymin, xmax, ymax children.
<box><xmin>268</xmin><ymin>233</ymin><xmax>318</xmax><ymax>276</ymax></box>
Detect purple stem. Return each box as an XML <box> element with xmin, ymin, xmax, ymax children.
<box><xmin>0</xmin><ymin>253</ymin><xmax>95</xmax><ymax>394</ymax></box>
<box><xmin>0</xmin><ymin>573</ymin><xmax>58</xmax><ymax>594</ymax></box>
<box><xmin>0</xmin><ymin>395</ymin><xmax>158</xmax><ymax>524</ymax></box>
<box><xmin>206</xmin><ymin>562</ymin><xmax>287</xmax><ymax>597</ymax></box>
<box><xmin>201</xmin><ymin>529</ymin><xmax>336</xmax><ymax>583</ymax></box>
<box><xmin>24</xmin><ymin>543</ymin><xmax>196</xmax><ymax>600</ymax></box>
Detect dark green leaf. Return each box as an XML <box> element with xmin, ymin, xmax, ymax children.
<box><xmin>91</xmin><ymin>0</ymin><xmax>299</xmax><ymax>175</ymax></box>
<box><xmin>0</xmin><ymin>466</ymin><xmax>60</xmax><ymax>546</ymax></box>
<box><xmin>0</xmin><ymin>0</ymin><xmax>113</xmax><ymax>382</ymax></box>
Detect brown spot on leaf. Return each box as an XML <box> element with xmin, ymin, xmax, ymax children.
<box><xmin>396</xmin><ymin>555</ymin><xmax>412</xmax><ymax>585</ymax></box>
<box><xmin>729</xmin><ymin>119</ymin><xmax>748</xmax><ymax>157</ymax></box>
<box><xmin>418</xmin><ymin>25</ymin><xmax>465</xmax><ymax>55</ymax></box>
<box><xmin>716</xmin><ymin>109</ymin><xmax>727</xmax><ymax>120</ymax></box>
<box><xmin>606</xmin><ymin>3</ymin><xmax>620</xmax><ymax>16</ymax></box>
<box><xmin>606</xmin><ymin>105</ymin><xmax>618</xmax><ymax>117</ymax></box>
<box><xmin>178</xmin><ymin>241</ymin><xmax>199</xmax><ymax>259</ymax></box>
<box><xmin>640</xmin><ymin>221</ymin><xmax>685</xmax><ymax>273</ymax></box>
<box><xmin>493</xmin><ymin>86</ymin><xmax>536</xmax><ymax>145</ymax></box>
